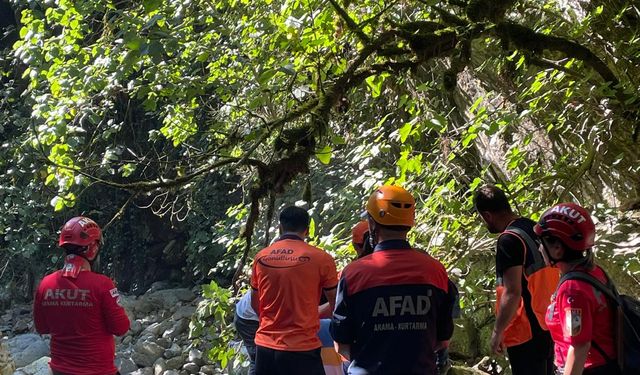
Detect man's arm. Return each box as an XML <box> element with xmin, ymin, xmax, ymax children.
<box><xmin>102</xmin><ymin>280</ymin><xmax>130</xmax><ymax>336</ymax></box>
<box><xmin>318</xmin><ymin>302</ymin><xmax>331</xmax><ymax>319</ymax></box>
<box><xmin>324</xmin><ymin>287</ymin><xmax>337</xmax><ymax>314</ymax></box>
<box><xmin>564</xmin><ymin>342</ymin><xmax>590</xmax><ymax>375</ymax></box>
<box><xmin>491</xmin><ymin>265</ymin><xmax>523</xmax><ymax>353</ymax></box>
<box><xmin>251</xmin><ymin>288</ymin><xmax>260</xmax><ymax>317</ymax></box>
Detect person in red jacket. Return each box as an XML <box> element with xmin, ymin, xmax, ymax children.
<box><xmin>535</xmin><ymin>203</ymin><xmax>621</xmax><ymax>375</ymax></box>
<box><xmin>33</xmin><ymin>216</ymin><xmax>130</xmax><ymax>375</ymax></box>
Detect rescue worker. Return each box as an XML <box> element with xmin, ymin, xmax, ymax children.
<box><xmin>250</xmin><ymin>206</ymin><xmax>339</xmax><ymax>375</ymax></box>
<box><xmin>351</xmin><ymin>220</ymin><xmax>374</xmax><ymax>259</ymax></box>
<box><xmin>331</xmin><ymin>185</ymin><xmax>455</xmax><ymax>374</ymax></box>
<box><xmin>535</xmin><ymin>203</ymin><xmax>621</xmax><ymax>375</ymax></box>
<box><xmin>233</xmin><ymin>290</ymin><xmax>259</xmax><ymax>375</ymax></box>
<box><xmin>473</xmin><ymin>184</ymin><xmax>556</xmax><ymax>375</ymax></box>
<box><xmin>33</xmin><ymin>217</ymin><xmax>130</xmax><ymax>375</ymax></box>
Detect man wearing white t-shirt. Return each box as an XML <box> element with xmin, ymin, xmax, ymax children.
<box><xmin>234</xmin><ymin>291</ymin><xmax>259</xmax><ymax>375</ymax></box>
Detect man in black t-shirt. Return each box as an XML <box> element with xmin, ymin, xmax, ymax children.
<box><xmin>474</xmin><ymin>185</ymin><xmax>554</xmax><ymax>375</ymax></box>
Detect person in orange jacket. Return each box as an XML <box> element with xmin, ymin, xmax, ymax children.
<box><xmin>33</xmin><ymin>217</ymin><xmax>130</xmax><ymax>375</ymax></box>
<box><xmin>474</xmin><ymin>185</ymin><xmax>556</xmax><ymax>375</ymax></box>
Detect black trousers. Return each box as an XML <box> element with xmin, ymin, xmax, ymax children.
<box><xmin>255</xmin><ymin>345</ymin><xmax>325</xmax><ymax>375</ymax></box>
<box><xmin>234</xmin><ymin>312</ymin><xmax>259</xmax><ymax>375</ymax></box>
<box><xmin>581</xmin><ymin>362</ymin><xmax>622</xmax><ymax>375</ymax></box>
<box><xmin>507</xmin><ymin>331</ymin><xmax>554</xmax><ymax>375</ymax></box>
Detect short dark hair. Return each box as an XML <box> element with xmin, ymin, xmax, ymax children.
<box><xmin>279</xmin><ymin>206</ymin><xmax>310</xmax><ymax>233</ymax></box>
<box><xmin>473</xmin><ymin>184</ymin><xmax>512</xmax><ymax>213</ymax></box>
<box><xmin>61</xmin><ymin>244</ymin><xmax>87</xmax><ymax>255</ymax></box>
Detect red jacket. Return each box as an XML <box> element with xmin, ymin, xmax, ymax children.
<box><xmin>34</xmin><ymin>270</ymin><xmax>130</xmax><ymax>375</ymax></box>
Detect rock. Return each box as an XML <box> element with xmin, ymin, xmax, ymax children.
<box><xmin>130</xmin><ymin>320</ymin><xmax>144</xmax><ymax>335</ymax></box>
<box><xmin>199</xmin><ymin>365</ymin><xmax>216</xmax><ymax>375</ymax></box>
<box><xmin>13</xmin><ymin>356</ymin><xmax>50</xmax><ymax>375</ymax></box>
<box><xmin>6</xmin><ymin>334</ymin><xmax>49</xmax><ymax>367</ymax></box>
<box><xmin>171</xmin><ymin>306</ymin><xmax>196</xmax><ymax>321</ymax></box>
<box><xmin>142</xmin><ymin>322</ymin><xmax>163</xmax><ymax>337</ymax></box>
<box><xmin>118</xmin><ymin>295</ymin><xmax>140</xmax><ymax>319</ymax></box>
<box><xmin>182</xmin><ymin>362</ymin><xmax>199</xmax><ymax>374</ymax></box>
<box><xmin>116</xmin><ymin>356</ymin><xmax>139</xmax><ymax>374</ymax></box>
<box><xmin>12</xmin><ymin>319</ymin><xmax>29</xmax><ymax>334</ymax></box>
<box><xmin>141</xmin><ymin>289</ymin><xmax>196</xmax><ymax>312</ymax></box>
<box><xmin>188</xmin><ymin>349</ymin><xmax>203</xmax><ymax>366</ymax></box>
<box><xmin>147</xmin><ymin>281</ymin><xmax>171</xmax><ymax>294</ymax></box>
<box><xmin>156</xmin><ymin>337</ymin><xmax>172</xmax><ymax>349</ymax></box>
<box><xmin>471</xmin><ymin>356</ymin><xmax>502</xmax><ymax>374</ymax></box>
<box><xmin>142</xmin><ymin>320</ymin><xmax>173</xmax><ymax>339</ymax></box>
<box><xmin>162</xmin><ymin>319</ymin><xmax>189</xmax><ymax>340</ymax></box>
<box><xmin>132</xmin><ymin>341</ymin><xmax>165</xmax><ymax>367</ymax></box>
<box><xmin>450</xmin><ymin>366</ymin><xmax>491</xmax><ymax>375</ymax></box>
<box><xmin>163</xmin><ymin>344</ymin><xmax>182</xmax><ymax>359</ymax></box>
<box><xmin>164</xmin><ymin>356</ymin><xmax>184</xmax><ymax>370</ymax></box>
<box><xmin>129</xmin><ymin>368</ymin><xmax>154</xmax><ymax>375</ymax></box>
<box><xmin>154</xmin><ymin>358</ymin><xmax>166</xmax><ymax>375</ymax></box>
<box><xmin>122</xmin><ymin>335</ymin><xmax>133</xmax><ymax>345</ymax></box>
<box><xmin>162</xmin><ymin>371</ymin><xmax>180</xmax><ymax>375</ymax></box>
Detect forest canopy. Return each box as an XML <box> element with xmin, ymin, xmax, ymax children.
<box><xmin>0</xmin><ymin>0</ymin><xmax>639</xmax><ymax>366</ymax></box>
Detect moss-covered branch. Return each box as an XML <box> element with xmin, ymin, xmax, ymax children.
<box><xmin>495</xmin><ymin>22</ymin><xmax>619</xmax><ymax>85</ymax></box>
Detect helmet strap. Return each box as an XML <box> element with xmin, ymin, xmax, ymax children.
<box><xmin>541</xmin><ymin>242</ymin><xmax>559</xmax><ymax>266</ymax></box>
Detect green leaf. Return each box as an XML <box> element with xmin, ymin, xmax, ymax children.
<box><xmin>365</xmin><ymin>75</ymin><xmax>384</xmax><ymax>98</ymax></box>
<box><xmin>257</xmin><ymin>69</ymin><xmax>277</xmax><ymax>86</ymax></box>
<box><xmin>143</xmin><ymin>0</ymin><xmax>163</xmax><ymax>13</ymax></box>
<box><xmin>120</xmin><ymin>163</ymin><xmax>137</xmax><ymax>177</ymax></box>
<box><xmin>52</xmin><ymin>196</ymin><xmax>65</xmax><ymax>211</ymax></box>
<box><xmin>399</xmin><ymin>123</ymin><xmax>412</xmax><ymax>143</ymax></box>
<box><xmin>316</xmin><ymin>145</ymin><xmax>332</xmax><ymax>165</ymax></box>
<box><xmin>308</xmin><ymin>218</ymin><xmax>316</xmax><ymax>238</ymax></box>
<box><xmin>45</xmin><ymin>173</ymin><xmax>56</xmax><ymax>186</ymax></box>
<box><xmin>469</xmin><ymin>96</ymin><xmax>483</xmax><ymax>114</ymax></box>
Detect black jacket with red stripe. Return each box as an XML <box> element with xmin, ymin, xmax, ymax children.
<box><xmin>330</xmin><ymin>240</ymin><xmax>454</xmax><ymax>375</ymax></box>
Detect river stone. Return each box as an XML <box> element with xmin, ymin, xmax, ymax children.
<box><xmin>154</xmin><ymin>358</ymin><xmax>166</xmax><ymax>375</ymax></box>
<box><xmin>187</xmin><ymin>349</ymin><xmax>203</xmax><ymax>366</ymax></box>
<box><xmin>12</xmin><ymin>356</ymin><xmax>51</xmax><ymax>375</ymax></box>
<box><xmin>163</xmin><ymin>343</ymin><xmax>182</xmax><ymax>359</ymax></box>
<box><xmin>163</xmin><ymin>319</ymin><xmax>189</xmax><ymax>340</ymax></box>
<box><xmin>6</xmin><ymin>334</ymin><xmax>49</xmax><ymax>367</ymax></box>
<box><xmin>130</xmin><ymin>320</ymin><xmax>143</xmax><ymax>335</ymax></box>
<box><xmin>130</xmin><ymin>368</ymin><xmax>154</xmax><ymax>375</ymax></box>
<box><xmin>116</xmin><ymin>356</ymin><xmax>139</xmax><ymax>375</ymax></box>
<box><xmin>199</xmin><ymin>365</ymin><xmax>216</xmax><ymax>375</ymax></box>
<box><xmin>164</xmin><ymin>356</ymin><xmax>184</xmax><ymax>370</ymax></box>
<box><xmin>162</xmin><ymin>371</ymin><xmax>179</xmax><ymax>375</ymax></box>
<box><xmin>132</xmin><ymin>341</ymin><xmax>165</xmax><ymax>367</ymax></box>
<box><xmin>171</xmin><ymin>306</ymin><xmax>196</xmax><ymax>321</ymax></box>
<box><xmin>182</xmin><ymin>362</ymin><xmax>199</xmax><ymax>374</ymax></box>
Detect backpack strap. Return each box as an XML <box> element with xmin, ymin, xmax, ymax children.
<box><xmin>558</xmin><ymin>270</ymin><xmax>621</xmax><ymax>366</ymax></box>
<box><xmin>559</xmin><ymin>271</ymin><xmax>620</xmax><ymax>304</ymax></box>
<box><xmin>503</xmin><ymin>226</ymin><xmax>545</xmax><ymax>277</ymax></box>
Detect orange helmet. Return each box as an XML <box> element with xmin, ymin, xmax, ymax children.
<box><xmin>351</xmin><ymin>221</ymin><xmax>369</xmax><ymax>245</ymax></box>
<box><xmin>365</xmin><ymin>186</ymin><xmax>415</xmax><ymax>227</ymax></box>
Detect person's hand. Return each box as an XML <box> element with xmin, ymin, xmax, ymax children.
<box><xmin>490</xmin><ymin>329</ymin><xmax>505</xmax><ymax>355</ymax></box>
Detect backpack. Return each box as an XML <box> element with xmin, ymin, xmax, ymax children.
<box><xmin>503</xmin><ymin>226</ymin><xmax>560</xmax><ymax>330</ymax></box>
<box><xmin>559</xmin><ymin>270</ymin><xmax>640</xmax><ymax>375</ymax></box>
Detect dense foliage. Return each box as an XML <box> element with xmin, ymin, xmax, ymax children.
<box><xmin>1</xmin><ymin>0</ymin><xmax>639</xmax><ymax>367</ymax></box>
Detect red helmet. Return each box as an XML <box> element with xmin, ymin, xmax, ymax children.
<box><xmin>533</xmin><ymin>203</ymin><xmax>595</xmax><ymax>251</ymax></box>
<box><xmin>58</xmin><ymin>217</ymin><xmax>102</xmax><ymax>260</ymax></box>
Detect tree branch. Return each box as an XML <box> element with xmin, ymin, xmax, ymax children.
<box><xmin>326</xmin><ymin>0</ymin><xmax>370</xmax><ymax>44</ymax></box>
<box><xmin>495</xmin><ymin>22</ymin><xmax>619</xmax><ymax>85</ymax></box>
